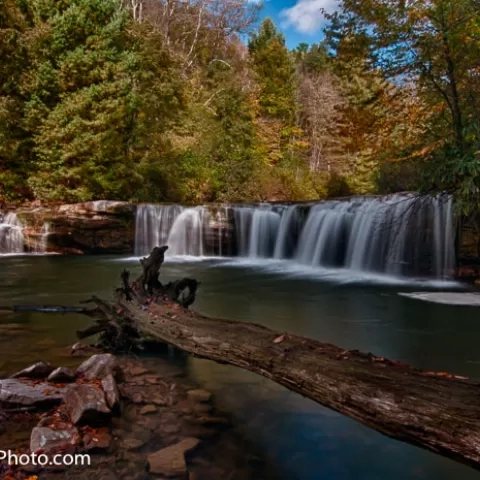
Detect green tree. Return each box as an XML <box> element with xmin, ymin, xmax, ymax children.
<box><xmin>17</xmin><ymin>0</ymin><xmax>181</xmax><ymax>202</ymax></box>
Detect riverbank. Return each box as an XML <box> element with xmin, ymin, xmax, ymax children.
<box><xmin>0</xmin><ymin>347</ymin><xmax>275</xmax><ymax>480</ymax></box>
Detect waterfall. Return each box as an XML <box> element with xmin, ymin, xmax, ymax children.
<box><xmin>135</xmin><ymin>205</ymin><xmax>183</xmax><ymax>256</ymax></box>
<box><xmin>0</xmin><ymin>213</ymin><xmax>24</xmax><ymax>254</ymax></box>
<box><xmin>273</xmin><ymin>206</ymin><xmax>300</xmax><ymax>259</ymax></box>
<box><xmin>134</xmin><ymin>205</ymin><xmax>230</xmax><ymax>257</ymax></box>
<box><xmin>294</xmin><ymin>194</ymin><xmax>455</xmax><ymax>277</ymax></box>
<box><xmin>167</xmin><ymin>207</ymin><xmax>210</xmax><ymax>256</ymax></box>
<box><xmin>37</xmin><ymin>222</ymin><xmax>51</xmax><ymax>254</ymax></box>
<box><xmin>133</xmin><ymin>195</ymin><xmax>456</xmax><ymax>278</ymax></box>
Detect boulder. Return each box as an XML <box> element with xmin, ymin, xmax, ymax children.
<box><xmin>101</xmin><ymin>374</ymin><xmax>120</xmax><ymax>410</ymax></box>
<box><xmin>11</xmin><ymin>362</ymin><xmax>55</xmax><ymax>380</ymax></box>
<box><xmin>187</xmin><ymin>389</ymin><xmax>212</xmax><ymax>404</ymax></box>
<box><xmin>64</xmin><ymin>384</ymin><xmax>110</xmax><ymax>425</ymax></box>
<box><xmin>76</xmin><ymin>353</ymin><xmax>117</xmax><ymax>380</ymax></box>
<box><xmin>30</xmin><ymin>420</ymin><xmax>79</xmax><ymax>454</ymax></box>
<box><xmin>147</xmin><ymin>438</ymin><xmax>200</xmax><ymax>476</ymax></box>
<box><xmin>47</xmin><ymin>367</ymin><xmax>76</xmax><ymax>383</ymax></box>
<box><xmin>0</xmin><ymin>379</ymin><xmax>66</xmax><ymax>407</ymax></box>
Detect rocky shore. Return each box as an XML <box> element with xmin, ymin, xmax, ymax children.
<box><xmin>0</xmin><ymin>347</ymin><xmax>273</xmax><ymax>480</ymax></box>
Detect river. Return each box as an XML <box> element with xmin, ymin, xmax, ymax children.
<box><xmin>0</xmin><ymin>254</ymin><xmax>479</xmax><ymax>479</ymax></box>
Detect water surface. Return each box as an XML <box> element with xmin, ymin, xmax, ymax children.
<box><xmin>0</xmin><ymin>255</ymin><xmax>479</xmax><ymax>480</ymax></box>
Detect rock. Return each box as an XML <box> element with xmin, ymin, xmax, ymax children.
<box><xmin>193</xmin><ymin>416</ymin><xmax>229</xmax><ymax>426</ymax></box>
<box><xmin>83</xmin><ymin>427</ymin><xmax>112</xmax><ymax>452</ymax></box>
<box><xmin>47</xmin><ymin>367</ymin><xmax>76</xmax><ymax>383</ymax></box>
<box><xmin>76</xmin><ymin>353</ymin><xmax>118</xmax><ymax>380</ymax></box>
<box><xmin>102</xmin><ymin>374</ymin><xmax>120</xmax><ymax>410</ymax></box>
<box><xmin>151</xmin><ymin>396</ymin><xmax>167</xmax><ymax>406</ymax></box>
<box><xmin>187</xmin><ymin>389</ymin><xmax>212</xmax><ymax>403</ymax></box>
<box><xmin>129</xmin><ymin>366</ymin><xmax>149</xmax><ymax>377</ymax></box>
<box><xmin>147</xmin><ymin>438</ymin><xmax>201</xmax><ymax>476</ymax></box>
<box><xmin>139</xmin><ymin>405</ymin><xmax>157</xmax><ymax>415</ymax></box>
<box><xmin>121</xmin><ymin>437</ymin><xmax>147</xmax><ymax>451</ymax></box>
<box><xmin>71</xmin><ymin>342</ymin><xmax>100</xmax><ymax>357</ymax></box>
<box><xmin>11</xmin><ymin>362</ymin><xmax>55</xmax><ymax>379</ymax></box>
<box><xmin>30</xmin><ymin>423</ymin><xmax>79</xmax><ymax>454</ymax></box>
<box><xmin>0</xmin><ymin>379</ymin><xmax>67</xmax><ymax>407</ymax></box>
<box><xmin>193</xmin><ymin>403</ymin><xmax>213</xmax><ymax>414</ymax></box>
<box><xmin>131</xmin><ymin>393</ymin><xmax>143</xmax><ymax>404</ymax></box>
<box><xmin>64</xmin><ymin>384</ymin><xmax>111</xmax><ymax>425</ymax></box>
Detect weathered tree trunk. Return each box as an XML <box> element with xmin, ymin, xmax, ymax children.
<box><xmin>7</xmin><ymin>247</ymin><xmax>480</xmax><ymax>471</ymax></box>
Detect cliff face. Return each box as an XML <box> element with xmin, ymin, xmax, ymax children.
<box><xmin>16</xmin><ymin>201</ymin><xmax>135</xmax><ymax>254</ymax></box>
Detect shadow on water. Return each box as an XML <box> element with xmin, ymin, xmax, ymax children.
<box><xmin>1</xmin><ymin>254</ymin><xmax>479</xmax><ymax>479</ymax></box>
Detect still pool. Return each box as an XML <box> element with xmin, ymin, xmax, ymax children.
<box><xmin>0</xmin><ymin>254</ymin><xmax>479</xmax><ymax>480</ymax></box>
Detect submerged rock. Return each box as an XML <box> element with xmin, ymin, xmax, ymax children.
<box><xmin>147</xmin><ymin>438</ymin><xmax>200</xmax><ymax>476</ymax></box>
<box><xmin>139</xmin><ymin>405</ymin><xmax>157</xmax><ymax>415</ymax></box>
<box><xmin>187</xmin><ymin>389</ymin><xmax>212</xmax><ymax>404</ymax></box>
<box><xmin>11</xmin><ymin>362</ymin><xmax>56</xmax><ymax>380</ymax></box>
<box><xmin>64</xmin><ymin>384</ymin><xmax>110</xmax><ymax>425</ymax></box>
<box><xmin>76</xmin><ymin>353</ymin><xmax>118</xmax><ymax>380</ymax></box>
<box><xmin>47</xmin><ymin>367</ymin><xmax>76</xmax><ymax>383</ymax></box>
<box><xmin>0</xmin><ymin>379</ymin><xmax>66</xmax><ymax>407</ymax></box>
<box><xmin>83</xmin><ymin>427</ymin><xmax>112</xmax><ymax>452</ymax></box>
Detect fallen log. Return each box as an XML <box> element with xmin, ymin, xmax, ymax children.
<box><xmin>4</xmin><ymin>246</ymin><xmax>480</xmax><ymax>471</ymax></box>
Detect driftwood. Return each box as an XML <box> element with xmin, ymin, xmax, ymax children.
<box><xmin>4</xmin><ymin>246</ymin><xmax>480</xmax><ymax>471</ymax></box>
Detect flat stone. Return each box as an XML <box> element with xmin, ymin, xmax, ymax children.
<box><xmin>76</xmin><ymin>353</ymin><xmax>118</xmax><ymax>380</ymax></box>
<box><xmin>11</xmin><ymin>362</ymin><xmax>56</xmax><ymax>380</ymax></box>
<box><xmin>147</xmin><ymin>438</ymin><xmax>201</xmax><ymax>476</ymax></box>
<box><xmin>122</xmin><ymin>437</ymin><xmax>147</xmax><ymax>451</ymax></box>
<box><xmin>187</xmin><ymin>389</ymin><xmax>212</xmax><ymax>403</ymax></box>
<box><xmin>131</xmin><ymin>393</ymin><xmax>143</xmax><ymax>404</ymax></box>
<box><xmin>0</xmin><ymin>379</ymin><xmax>67</xmax><ymax>407</ymax></box>
<box><xmin>192</xmin><ymin>416</ymin><xmax>229</xmax><ymax>426</ymax></box>
<box><xmin>30</xmin><ymin>423</ymin><xmax>79</xmax><ymax>454</ymax></box>
<box><xmin>64</xmin><ymin>384</ymin><xmax>110</xmax><ymax>425</ymax></box>
<box><xmin>129</xmin><ymin>366</ymin><xmax>149</xmax><ymax>377</ymax></box>
<box><xmin>151</xmin><ymin>396</ymin><xmax>167</xmax><ymax>406</ymax></box>
<box><xmin>47</xmin><ymin>367</ymin><xmax>76</xmax><ymax>383</ymax></box>
<box><xmin>83</xmin><ymin>428</ymin><xmax>112</xmax><ymax>452</ymax></box>
<box><xmin>70</xmin><ymin>342</ymin><xmax>100</xmax><ymax>357</ymax></box>
<box><xmin>139</xmin><ymin>405</ymin><xmax>157</xmax><ymax>415</ymax></box>
<box><xmin>101</xmin><ymin>374</ymin><xmax>120</xmax><ymax>410</ymax></box>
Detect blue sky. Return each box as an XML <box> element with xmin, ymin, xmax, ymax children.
<box><xmin>252</xmin><ymin>0</ymin><xmax>339</xmax><ymax>48</ymax></box>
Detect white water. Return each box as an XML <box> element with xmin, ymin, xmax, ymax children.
<box><xmin>36</xmin><ymin>222</ymin><xmax>51</xmax><ymax>254</ymax></box>
<box><xmin>133</xmin><ymin>194</ymin><xmax>456</xmax><ymax>278</ymax></box>
<box><xmin>0</xmin><ymin>213</ymin><xmax>24</xmax><ymax>254</ymax></box>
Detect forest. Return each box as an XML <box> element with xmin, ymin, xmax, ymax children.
<box><xmin>0</xmin><ymin>0</ymin><xmax>479</xmax><ymax>213</ymax></box>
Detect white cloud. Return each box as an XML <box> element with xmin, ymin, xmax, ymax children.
<box><xmin>280</xmin><ymin>0</ymin><xmax>338</xmax><ymax>34</ymax></box>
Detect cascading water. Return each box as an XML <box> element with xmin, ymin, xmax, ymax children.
<box><xmin>135</xmin><ymin>205</ymin><xmax>183</xmax><ymax>256</ymax></box>
<box><xmin>293</xmin><ymin>194</ymin><xmax>455</xmax><ymax>277</ymax></box>
<box><xmin>0</xmin><ymin>213</ymin><xmax>24</xmax><ymax>254</ymax></box>
<box><xmin>36</xmin><ymin>222</ymin><xmax>51</xmax><ymax>254</ymax></box>
<box><xmin>134</xmin><ymin>205</ymin><xmax>232</xmax><ymax>257</ymax></box>
<box><xmin>167</xmin><ymin>207</ymin><xmax>210</xmax><ymax>256</ymax></box>
<box><xmin>134</xmin><ymin>194</ymin><xmax>456</xmax><ymax>278</ymax></box>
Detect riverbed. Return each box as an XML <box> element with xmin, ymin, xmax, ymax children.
<box><xmin>1</xmin><ymin>254</ymin><xmax>479</xmax><ymax>480</ymax></box>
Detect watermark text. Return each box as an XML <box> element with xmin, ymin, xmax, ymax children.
<box><xmin>0</xmin><ymin>450</ymin><xmax>90</xmax><ymax>467</ymax></box>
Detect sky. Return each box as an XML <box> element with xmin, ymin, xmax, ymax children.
<box><xmin>251</xmin><ymin>0</ymin><xmax>340</xmax><ymax>48</ymax></box>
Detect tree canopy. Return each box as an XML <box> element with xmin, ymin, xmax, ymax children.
<box><xmin>0</xmin><ymin>0</ymin><xmax>479</xmax><ymax>211</ymax></box>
